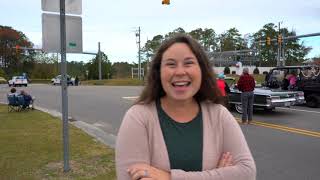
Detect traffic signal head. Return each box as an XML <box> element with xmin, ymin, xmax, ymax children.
<box><xmin>162</xmin><ymin>0</ymin><xmax>170</xmax><ymax>5</ymax></box>
<box><xmin>278</xmin><ymin>35</ymin><xmax>282</xmax><ymax>44</ymax></box>
<box><xmin>15</xmin><ymin>45</ymin><xmax>20</xmax><ymax>54</ymax></box>
<box><xmin>266</xmin><ymin>37</ymin><xmax>271</xmax><ymax>45</ymax></box>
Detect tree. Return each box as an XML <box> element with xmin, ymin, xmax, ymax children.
<box><xmin>219</xmin><ymin>27</ymin><xmax>246</xmax><ymax>52</ymax></box>
<box><xmin>111</xmin><ymin>62</ymin><xmax>133</xmax><ymax>78</ymax></box>
<box><xmin>164</xmin><ymin>27</ymin><xmax>186</xmax><ymax>39</ymax></box>
<box><xmin>141</xmin><ymin>34</ymin><xmax>164</xmax><ymax>62</ymax></box>
<box><xmin>0</xmin><ymin>26</ymin><xmax>35</xmax><ymax>77</ymax></box>
<box><xmin>252</xmin><ymin>23</ymin><xmax>310</xmax><ymax>66</ymax></box>
<box><xmin>188</xmin><ymin>28</ymin><xmax>218</xmax><ymax>52</ymax></box>
<box><xmin>86</xmin><ymin>52</ymin><xmax>112</xmax><ymax>80</ymax></box>
<box><xmin>224</xmin><ymin>66</ymin><xmax>230</xmax><ymax>74</ymax></box>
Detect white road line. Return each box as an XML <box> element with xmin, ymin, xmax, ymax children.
<box><xmin>122</xmin><ymin>96</ymin><xmax>139</xmax><ymax>100</ymax></box>
<box><xmin>278</xmin><ymin>107</ymin><xmax>320</xmax><ymax>114</ymax></box>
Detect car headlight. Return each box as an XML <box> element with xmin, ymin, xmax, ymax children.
<box><xmin>267</xmin><ymin>96</ymin><xmax>280</xmax><ymax>104</ymax></box>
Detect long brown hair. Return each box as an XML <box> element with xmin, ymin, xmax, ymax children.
<box><xmin>136</xmin><ymin>34</ymin><xmax>223</xmax><ymax>104</ymax></box>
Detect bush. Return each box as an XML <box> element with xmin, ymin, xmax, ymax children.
<box><xmin>224</xmin><ymin>66</ymin><xmax>230</xmax><ymax>74</ymax></box>
<box><xmin>253</xmin><ymin>67</ymin><xmax>260</xmax><ymax>74</ymax></box>
<box><xmin>0</xmin><ymin>68</ymin><xmax>6</xmax><ymax>79</ymax></box>
<box><xmin>232</xmin><ymin>71</ymin><xmax>236</xmax><ymax>74</ymax></box>
<box><xmin>0</xmin><ymin>77</ymin><xmax>7</xmax><ymax>84</ymax></box>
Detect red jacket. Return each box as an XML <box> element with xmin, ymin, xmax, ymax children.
<box><xmin>237</xmin><ymin>73</ymin><xmax>255</xmax><ymax>92</ymax></box>
<box><xmin>217</xmin><ymin>79</ymin><xmax>227</xmax><ymax>96</ymax></box>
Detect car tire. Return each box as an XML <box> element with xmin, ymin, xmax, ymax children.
<box><xmin>264</xmin><ymin>107</ymin><xmax>274</xmax><ymax>112</ymax></box>
<box><xmin>306</xmin><ymin>94</ymin><xmax>319</xmax><ymax>108</ymax></box>
<box><xmin>234</xmin><ymin>104</ymin><xmax>243</xmax><ymax>114</ymax></box>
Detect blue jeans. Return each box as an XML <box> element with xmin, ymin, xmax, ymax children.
<box><xmin>241</xmin><ymin>91</ymin><xmax>254</xmax><ymax>122</ymax></box>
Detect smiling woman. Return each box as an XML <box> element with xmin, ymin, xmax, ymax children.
<box><xmin>116</xmin><ymin>34</ymin><xmax>256</xmax><ymax>180</ymax></box>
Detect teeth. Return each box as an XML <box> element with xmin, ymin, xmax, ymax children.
<box><xmin>173</xmin><ymin>82</ymin><xmax>189</xmax><ymax>86</ymax></box>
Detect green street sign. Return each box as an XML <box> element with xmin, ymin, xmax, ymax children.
<box><xmin>69</xmin><ymin>42</ymin><xmax>77</xmax><ymax>47</ymax></box>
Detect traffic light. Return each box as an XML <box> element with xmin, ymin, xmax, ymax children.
<box><xmin>15</xmin><ymin>45</ymin><xmax>20</xmax><ymax>54</ymax></box>
<box><xmin>266</xmin><ymin>37</ymin><xmax>271</xmax><ymax>45</ymax></box>
<box><xmin>278</xmin><ymin>35</ymin><xmax>282</xmax><ymax>44</ymax></box>
<box><xmin>162</xmin><ymin>0</ymin><xmax>170</xmax><ymax>5</ymax></box>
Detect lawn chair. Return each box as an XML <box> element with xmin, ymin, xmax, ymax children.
<box><xmin>7</xmin><ymin>94</ymin><xmax>23</xmax><ymax>112</ymax></box>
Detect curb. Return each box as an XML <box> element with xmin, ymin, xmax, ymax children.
<box><xmin>1</xmin><ymin>102</ymin><xmax>116</xmax><ymax>148</ymax></box>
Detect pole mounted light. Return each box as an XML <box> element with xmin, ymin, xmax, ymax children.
<box><xmin>278</xmin><ymin>35</ymin><xmax>282</xmax><ymax>44</ymax></box>
<box><xmin>162</xmin><ymin>0</ymin><xmax>170</xmax><ymax>5</ymax></box>
<box><xmin>15</xmin><ymin>45</ymin><xmax>20</xmax><ymax>54</ymax></box>
<box><xmin>266</xmin><ymin>37</ymin><xmax>271</xmax><ymax>45</ymax></box>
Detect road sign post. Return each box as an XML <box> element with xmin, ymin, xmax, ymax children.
<box><xmin>42</xmin><ymin>0</ymin><xmax>82</xmax><ymax>172</ymax></box>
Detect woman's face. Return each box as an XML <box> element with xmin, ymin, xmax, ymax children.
<box><xmin>160</xmin><ymin>42</ymin><xmax>202</xmax><ymax>102</ymax></box>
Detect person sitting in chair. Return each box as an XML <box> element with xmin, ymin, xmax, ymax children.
<box><xmin>20</xmin><ymin>90</ymin><xmax>35</xmax><ymax>109</ymax></box>
<box><xmin>8</xmin><ymin>88</ymin><xmax>19</xmax><ymax>105</ymax></box>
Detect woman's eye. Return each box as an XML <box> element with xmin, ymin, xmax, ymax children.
<box><xmin>166</xmin><ymin>63</ymin><xmax>176</xmax><ymax>66</ymax></box>
<box><xmin>185</xmin><ymin>61</ymin><xmax>194</xmax><ymax>65</ymax></box>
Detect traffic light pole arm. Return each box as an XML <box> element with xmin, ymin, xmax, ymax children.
<box><xmin>254</xmin><ymin>32</ymin><xmax>320</xmax><ymax>45</ymax></box>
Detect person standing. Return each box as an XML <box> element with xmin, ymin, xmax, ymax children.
<box><xmin>217</xmin><ymin>73</ymin><xmax>230</xmax><ymax>108</ymax></box>
<box><xmin>116</xmin><ymin>34</ymin><xmax>256</xmax><ymax>180</ymax></box>
<box><xmin>237</xmin><ymin>68</ymin><xmax>255</xmax><ymax>124</ymax></box>
<box><xmin>75</xmin><ymin>76</ymin><xmax>79</xmax><ymax>86</ymax></box>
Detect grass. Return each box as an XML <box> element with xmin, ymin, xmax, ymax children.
<box><xmin>0</xmin><ymin>104</ymin><xmax>116</xmax><ymax>180</ymax></box>
<box><xmin>226</xmin><ymin>74</ymin><xmax>266</xmax><ymax>84</ymax></box>
<box><xmin>81</xmin><ymin>78</ymin><xmax>144</xmax><ymax>86</ymax></box>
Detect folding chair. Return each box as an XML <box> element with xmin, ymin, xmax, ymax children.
<box><xmin>7</xmin><ymin>94</ymin><xmax>22</xmax><ymax>112</ymax></box>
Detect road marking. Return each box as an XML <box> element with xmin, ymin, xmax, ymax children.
<box><xmin>122</xmin><ymin>96</ymin><xmax>138</xmax><ymax>100</ymax></box>
<box><xmin>237</xmin><ymin>119</ymin><xmax>320</xmax><ymax>138</ymax></box>
<box><xmin>278</xmin><ymin>107</ymin><xmax>320</xmax><ymax>114</ymax></box>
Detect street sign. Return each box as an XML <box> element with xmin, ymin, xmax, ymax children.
<box><xmin>42</xmin><ymin>13</ymin><xmax>83</xmax><ymax>53</ymax></box>
<box><xmin>41</xmin><ymin>0</ymin><xmax>82</xmax><ymax>15</ymax></box>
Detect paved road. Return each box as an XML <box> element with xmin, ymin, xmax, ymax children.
<box><xmin>1</xmin><ymin>84</ymin><xmax>320</xmax><ymax>180</ymax></box>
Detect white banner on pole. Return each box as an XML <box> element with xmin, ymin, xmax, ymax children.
<box><xmin>42</xmin><ymin>13</ymin><xmax>83</xmax><ymax>53</ymax></box>
<box><xmin>41</xmin><ymin>0</ymin><xmax>82</xmax><ymax>15</ymax></box>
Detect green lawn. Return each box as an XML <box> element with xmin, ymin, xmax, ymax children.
<box><xmin>0</xmin><ymin>105</ymin><xmax>116</xmax><ymax>180</ymax></box>
<box><xmin>81</xmin><ymin>78</ymin><xmax>144</xmax><ymax>86</ymax></box>
<box><xmin>226</xmin><ymin>74</ymin><xmax>266</xmax><ymax>84</ymax></box>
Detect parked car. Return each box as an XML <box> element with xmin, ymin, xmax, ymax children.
<box><xmin>51</xmin><ymin>75</ymin><xmax>75</xmax><ymax>86</ymax></box>
<box><xmin>265</xmin><ymin>65</ymin><xmax>320</xmax><ymax>108</ymax></box>
<box><xmin>225</xmin><ymin>77</ymin><xmax>305</xmax><ymax>114</ymax></box>
<box><xmin>8</xmin><ymin>76</ymin><xmax>28</xmax><ymax>87</ymax></box>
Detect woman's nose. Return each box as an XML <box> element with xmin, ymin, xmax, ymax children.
<box><xmin>175</xmin><ymin>65</ymin><xmax>186</xmax><ymax>75</ymax></box>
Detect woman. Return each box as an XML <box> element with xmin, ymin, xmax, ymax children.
<box><xmin>217</xmin><ymin>73</ymin><xmax>230</xmax><ymax>108</ymax></box>
<box><xmin>116</xmin><ymin>34</ymin><xmax>256</xmax><ymax>180</ymax></box>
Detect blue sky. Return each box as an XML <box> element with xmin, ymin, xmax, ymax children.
<box><xmin>1</xmin><ymin>0</ymin><xmax>319</xmax><ymax>63</ymax></box>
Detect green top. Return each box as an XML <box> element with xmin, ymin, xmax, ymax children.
<box><xmin>157</xmin><ymin>100</ymin><xmax>203</xmax><ymax>171</ymax></box>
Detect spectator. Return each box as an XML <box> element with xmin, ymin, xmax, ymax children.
<box><xmin>287</xmin><ymin>71</ymin><xmax>297</xmax><ymax>90</ymax></box>
<box><xmin>217</xmin><ymin>73</ymin><xmax>230</xmax><ymax>108</ymax></box>
<box><xmin>116</xmin><ymin>34</ymin><xmax>256</xmax><ymax>180</ymax></box>
<box><xmin>20</xmin><ymin>90</ymin><xmax>35</xmax><ymax>109</ymax></box>
<box><xmin>75</xmin><ymin>76</ymin><xmax>79</xmax><ymax>86</ymax></box>
<box><xmin>9</xmin><ymin>87</ymin><xmax>18</xmax><ymax>96</ymax></box>
<box><xmin>237</xmin><ymin>67</ymin><xmax>255</xmax><ymax>124</ymax></box>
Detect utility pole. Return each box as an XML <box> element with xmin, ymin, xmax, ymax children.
<box><xmin>282</xmin><ymin>31</ymin><xmax>286</xmax><ymax>66</ymax></box>
<box><xmin>136</xmin><ymin>27</ymin><xmax>141</xmax><ymax>80</ymax></box>
<box><xmin>277</xmin><ymin>22</ymin><xmax>282</xmax><ymax>67</ymax></box>
<box><xmin>98</xmin><ymin>42</ymin><xmax>101</xmax><ymax>80</ymax></box>
<box><xmin>59</xmin><ymin>0</ymin><xmax>70</xmax><ymax>172</ymax></box>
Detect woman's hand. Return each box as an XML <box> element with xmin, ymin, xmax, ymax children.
<box><xmin>127</xmin><ymin>163</ymin><xmax>170</xmax><ymax>180</ymax></box>
<box><xmin>217</xmin><ymin>152</ymin><xmax>233</xmax><ymax>168</ymax></box>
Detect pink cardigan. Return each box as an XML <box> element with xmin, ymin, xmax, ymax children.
<box><xmin>116</xmin><ymin>101</ymin><xmax>256</xmax><ymax>180</ymax></box>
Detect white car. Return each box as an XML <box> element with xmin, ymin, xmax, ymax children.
<box><xmin>51</xmin><ymin>75</ymin><xmax>75</xmax><ymax>85</ymax></box>
<box><xmin>8</xmin><ymin>76</ymin><xmax>28</xmax><ymax>87</ymax></box>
